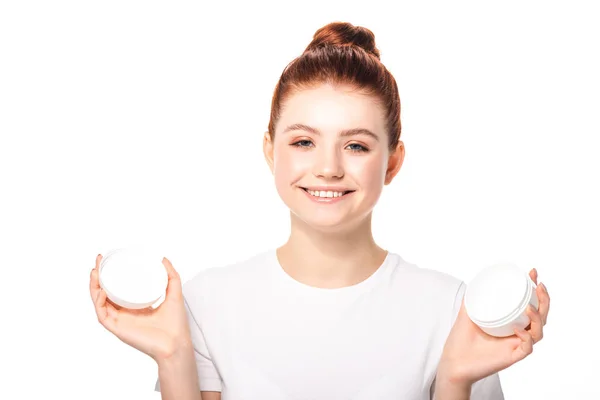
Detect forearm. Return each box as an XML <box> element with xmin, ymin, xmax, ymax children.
<box><xmin>157</xmin><ymin>342</ymin><xmax>202</xmax><ymax>400</ymax></box>
<box><xmin>433</xmin><ymin>375</ymin><xmax>472</xmax><ymax>400</ymax></box>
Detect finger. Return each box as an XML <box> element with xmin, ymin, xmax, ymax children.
<box><xmin>89</xmin><ymin>254</ymin><xmax>103</xmax><ymax>302</ymax></box>
<box><xmin>163</xmin><ymin>256</ymin><xmax>180</xmax><ymax>280</ymax></box>
<box><xmin>105</xmin><ymin>295</ymin><xmax>123</xmax><ymax>311</ymax></box>
<box><xmin>162</xmin><ymin>257</ymin><xmax>183</xmax><ymax>299</ymax></box>
<box><xmin>526</xmin><ymin>305</ymin><xmax>544</xmax><ymax>343</ymax></box>
<box><xmin>94</xmin><ymin>288</ymin><xmax>117</xmax><ymax>332</ymax></box>
<box><xmin>536</xmin><ymin>282</ymin><xmax>550</xmax><ymax>325</ymax></box>
<box><xmin>512</xmin><ymin>328</ymin><xmax>534</xmax><ymax>363</ymax></box>
<box><xmin>529</xmin><ymin>268</ymin><xmax>538</xmax><ymax>285</ymax></box>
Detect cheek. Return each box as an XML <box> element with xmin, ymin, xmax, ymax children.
<box><xmin>347</xmin><ymin>157</ymin><xmax>387</xmax><ymax>189</ymax></box>
<box><xmin>273</xmin><ymin>145</ymin><xmax>307</xmax><ymax>186</ymax></box>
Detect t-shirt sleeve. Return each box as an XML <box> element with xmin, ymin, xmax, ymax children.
<box><xmin>154</xmin><ymin>296</ymin><xmax>222</xmax><ymax>393</ymax></box>
<box><xmin>453</xmin><ymin>281</ymin><xmax>505</xmax><ymax>400</ymax></box>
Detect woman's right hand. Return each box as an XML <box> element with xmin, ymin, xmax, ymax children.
<box><xmin>90</xmin><ymin>254</ymin><xmax>193</xmax><ymax>362</ymax></box>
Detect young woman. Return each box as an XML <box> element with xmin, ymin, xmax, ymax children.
<box><xmin>90</xmin><ymin>22</ymin><xmax>550</xmax><ymax>400</ymax></box>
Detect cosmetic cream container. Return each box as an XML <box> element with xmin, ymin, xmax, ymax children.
<box><xmin>465</xmin><ymin>263</ymin><xmax>539</xmax><ymax>337</ymax></box>
<box><xmin>99</xmin><ymin>246</ymin><xmax>168</xmax><ymax>309</ymax></box>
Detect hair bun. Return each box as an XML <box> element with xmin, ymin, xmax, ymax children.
<box><xmin>305</xmin><ymin>22</ymin><xmax>380</xmax><ymax>59</ymax></box>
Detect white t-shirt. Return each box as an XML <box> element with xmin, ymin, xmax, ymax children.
<box><xmin>155</xmin><ymin>250</ymin><xmax>504</xmax><ymax>399</ymax></box>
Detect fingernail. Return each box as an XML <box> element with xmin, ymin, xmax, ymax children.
<box><xmin>540</xmin><ymin>282</ymin><xmax>547</xmax><ymax>292</ymax></box>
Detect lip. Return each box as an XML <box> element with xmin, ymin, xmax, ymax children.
<box><xmin>300</xmin><ymin>186</ymin><xmax>355</xmax><ymax>193</ymax></box>
<box><xmin>300</xmin><ymin>187</ymin><xmax>355</xmax><ymax>204</ymax></box>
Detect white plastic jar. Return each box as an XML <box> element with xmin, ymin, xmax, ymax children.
<box><xmin>464</xmin><ymin>263</ymin><xmax>539</xmax><ymax>337</ymax></box>
<box><xmin>99</xmin><ymin>246</ymin><xmax>168</xmax><ymax>309</ymax></box>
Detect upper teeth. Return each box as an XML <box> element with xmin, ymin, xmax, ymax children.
<box><xmin>307</xmin><ymin>190</ymin><xmax>345</xmax><ymax>198</ymax></box>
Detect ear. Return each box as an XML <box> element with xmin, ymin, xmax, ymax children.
<box><xmin>384</xmin><ymin>140</ymin><xmax>405</xmax><ymax>185</ymax></box>
<box><xmin>263</xmin><ymin>131</ymin><xmax>275</xmax><ymax>174</ymax></box>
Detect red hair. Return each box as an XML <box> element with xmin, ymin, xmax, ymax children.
<box><xmin>267</xmin><ymin>22</ymin><xmax>401</xmax><ymax>151</ymax></box>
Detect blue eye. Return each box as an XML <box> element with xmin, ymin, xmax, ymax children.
<box><xmin>291</xmin><ymin>140</ymin><xmax>314</xmax><ymax>148</ymax></box>
<box><xmin>347</xmin><ymin>143</ymin><xmax>368</xmax><ymax>152</ymax></box>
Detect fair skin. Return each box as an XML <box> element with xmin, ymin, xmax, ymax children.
<box><xmin>90</xmin><ymin>82</ymin><xmax>549</xmax><ymax>400</ymax></box>
<box><xmin>263</xmin><ymin>83</ymin><xmax>403</xmax><ymax>289</ymax></box>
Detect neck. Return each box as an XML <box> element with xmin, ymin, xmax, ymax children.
<box><xmin>276</xmin><ymin>212</ymin><xmax>388</xmax><ymax>289</ymax></box>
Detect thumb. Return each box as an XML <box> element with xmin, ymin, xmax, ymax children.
<box><xmin>162</xmin><ymin>257</ymin><xmax>183</xmax><ymax>299</ymax></box>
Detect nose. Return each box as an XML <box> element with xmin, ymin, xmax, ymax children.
<box><xmin>312</xmin><ymin>147</ymin><xmax>344</xmax><ymax>179</ymax></box>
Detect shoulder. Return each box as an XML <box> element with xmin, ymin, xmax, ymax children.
<box><xmin>391</xmin><ymin>253</ymin><xmax>465</xmax><ymax>297</ymax></box>
<box><xmin>181</xmin><ymin>249</ymin><xmax>274</xmax><ymax>305</ymax></box>
<box><xmin>388</xmin><ymin>253</ymin><xmax>466</xmax><ymax>323</ymax></box>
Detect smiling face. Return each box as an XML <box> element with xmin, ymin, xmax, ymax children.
<box><xmin>264</xmin><ymin>83</ymin><xmax>404</xmax><ymax>232</ymax></box>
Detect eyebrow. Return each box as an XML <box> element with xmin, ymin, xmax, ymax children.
<box><xmin>282</xmin><ymin>123</ymin><xmax>380</xmax><ymax>142</ymax></box>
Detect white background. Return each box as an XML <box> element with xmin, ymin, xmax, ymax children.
<box><xmin>1</xmin><ymin>1</ymin><xmax>598</xmax><ymax>399</ymax></box>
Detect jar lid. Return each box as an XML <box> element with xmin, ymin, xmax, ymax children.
<box><xmin>465</xmin><ymin>263</ymin><xmax>529</xmax><ymax>325</ymax></box>
<box><xmin>99</xmin><ymin>246</ymin><xmax>168</xmax><ymax>309</ymax></box>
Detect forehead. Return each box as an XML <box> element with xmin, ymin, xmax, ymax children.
<box><xmin>276</xmin><ymin>84</ymin><xmax>386</xmax><ymax>137</ymax></box>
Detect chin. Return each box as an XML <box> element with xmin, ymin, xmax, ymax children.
<box><xmin>277</xmin><ymin>187</ymin><xmax>378</xmax><ymax>232</ymax></box>
<box><xmin>291</xmin><ymin>210</ymin><xmax>368</xmax><ymax>234</ymax></box>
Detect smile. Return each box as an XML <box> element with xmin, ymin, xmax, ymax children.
<box><xmin>300</xmin><ymin>187</ymin><xmax>356</xmax><ymax>202</ymax></box>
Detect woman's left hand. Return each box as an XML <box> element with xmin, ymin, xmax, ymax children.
<box><xmin>437</xmin><ymin>268</ymin><xmax>551</xmax><ymax>388</ymax></box>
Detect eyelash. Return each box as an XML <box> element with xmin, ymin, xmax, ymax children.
<box><xmin>290</xmin><ymin>140</ymin><xmax>369</xmax><ymax>153</ymax></box>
